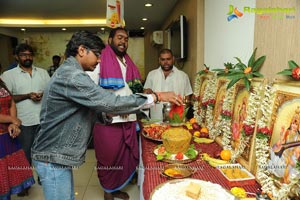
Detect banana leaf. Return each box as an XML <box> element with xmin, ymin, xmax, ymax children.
<box><xmin>288</xmin><ymin>60</ymin><xmax>298</xmax><ymax>69</ymax></box>
<box><xmin>252</xmin><ymin>56</ymin><xmax>266</xmax><ymax>72</ymax></box>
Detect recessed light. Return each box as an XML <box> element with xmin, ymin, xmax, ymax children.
<box><xmin>140</xmin><ymin>27</ymin><xmax>145</xmax><ymax>30</ymax></box>
<box><xmin>142</xmin><ymin>18</ymin><xmax>148</xmax><ymax>21</ymax></box>
<box><xmin>21</xmin><ymin>28</ymin><xmax>26</xmax><ymax>31</ymax></box>
<box><xmin>62</xmin><ymin>28</ymin><xmax>67</xmax><ymax>31</ymax></box>
<box><xmin>145</xmin><ymin>3</ymin><xmax>152</xmax><ymax>7</ymax></box>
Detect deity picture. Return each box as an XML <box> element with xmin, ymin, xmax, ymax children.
<box><xmin>268</xmin><ymin>92</ymin><xmax>300</xmax><ymax>184</ymax></box>
<box><xmin>231</xmin><ymin>87</ymin><xmax>250</xmax><ymax>160</ymax></box>
<box><xmin>213</xmin><ymin>79</ymin><xmax>227</xmax><ymax>124</ymax></box>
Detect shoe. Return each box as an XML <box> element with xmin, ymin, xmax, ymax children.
<box><xmin>17</xmin><ymin>188</ymin><xmax>29</xmax><ymax>196</ymax></box>
<box><xmin>104</xmin><ymin>191</ymin><xmax>129</xmax><ymax>200</ymax></box>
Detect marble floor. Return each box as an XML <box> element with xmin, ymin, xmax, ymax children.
<box><xmin>11</xmin><ymin>149</ymin><xmax>140</xmax><ymax>200</ymax></box>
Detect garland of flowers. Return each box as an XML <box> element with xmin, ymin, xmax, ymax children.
<box><xmin>254</xmin><ymin>83</ymin><xmax>300</xmax><ymax>199</ymax></box>
<box><xmin>219</xmin><ymin>82</ymin><xmax>235</xmax><ymax>148</ymax></box>
<box><xmin>203</xmin><ymin>73</ymin><xmax>218</xmax><ymax>139</ymax></box>
<box><xmin>193</xmin><ymin>74</ymin><xmax>204</xmax><ymax>124</ymax></box>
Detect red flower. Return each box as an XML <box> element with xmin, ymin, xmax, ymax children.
<box><xmin>292</xmin><ymin>67</ymin><xmax>300</xmax><ymax>80</ymax></box>
<box><xmin>257</xmin><ymin>126</ymin><xmax>272</xmax><ymax>136</ymax></box>
<box><xmin>201</xmin><ymin>101</ymin><xmax>209</xmax><ymax>108</ymax></box>
<box><xmin>169</xmin><ymin>104</ymin><xmax>184</xmax><ymax>119</ymax></box>
<box><xmin>243</xmin><ymin>124</ymin><xmax>255</xmax><ymax>136</ymax></box>
<box><xmin>208</xmin><ymin>99</ymin><xmax>216</xmax><ymax>106</ymax></box>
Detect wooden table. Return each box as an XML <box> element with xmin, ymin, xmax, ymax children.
<box><xmin>139</xmin><ymin>135</ymin><xmax>262</xmax><ymax>200</ymax></box>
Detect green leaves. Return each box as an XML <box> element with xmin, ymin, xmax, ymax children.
<box><xmin>225</xmin><ymin>48</ymin><xmax>266</xmax><ymax>91</ymax></box>
<box><xmin>277</xmin><ymin>60</ymin><xmax>299</xmax><ymax>76</ymax></box>
<box><xmin>288</xmin><ymin>60</ymin><xmax>298</xmax><ymax>69</ymax></box>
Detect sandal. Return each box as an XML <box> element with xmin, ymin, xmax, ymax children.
<box><xmin>104</xmin><ymin>191</ymin><xmax>129</xmax><ymax>200</ymax></box>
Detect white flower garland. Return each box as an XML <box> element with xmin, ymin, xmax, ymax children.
<box><xmin>220</xmin><ymin>83</ymin><xmax>235</xmax><ymax>149</ymax></box>
<box><xmin>204</xmin><ymin>74</ymin><xmax>218</xmax><ymax>139</ymax></box>
<box><xmin>193</xmin><ymin>74</ymin><xmax>204</xmax><ymax>124</ymax></box>
<box><xmin>255</xmin><ymin>83</ymin><xmax>300</xmax><ymax>199</ymax></box>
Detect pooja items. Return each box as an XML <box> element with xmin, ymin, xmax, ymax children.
<box><xmin>161</xmin><ymin>163</ymin><xmax>194</xmax><ymax>179</ymax></box>
<box><xmin>142</xmin><ymin>123</ymin><xmax>170</xmax><ymax>142</ymax></box>
<box><xmin>150</xmin><ymin>178</ymin><xmax>235</xmax><ymax>200</ymax></box>
<box><xmin>217</xmin><ymin>164</ymin><xmax>256</xmax><ymax>187</ymax></box>
<box><xmin>162</xmin><ymin>127</ymin><xmax>192</xmax><ymax>154</ymax></box>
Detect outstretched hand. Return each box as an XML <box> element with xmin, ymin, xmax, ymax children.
<box><xmin>158</xmin><ymin>92</ymin><xmax>183</xmax><ymax>105</ymax></box>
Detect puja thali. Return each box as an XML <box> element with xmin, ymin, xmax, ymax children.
<box><xmin>154</xmin><ymin>146</ymin><xmax>199</xmax><ymax>164</ymax></box>
<box><xmin>142</xmin><ymin>123</ymin><xmax>170</xmax><ymax>142</ymax></box>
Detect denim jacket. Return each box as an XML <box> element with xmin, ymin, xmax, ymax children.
<box><xmin>31</xmin><ymin>56</ymin><xmax>147</xmax><ymax>167</ymax></box>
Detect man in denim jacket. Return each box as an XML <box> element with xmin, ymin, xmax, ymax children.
<box><xmin>31</xmin><ymin>31</ymin><xmax>181</xmax><ymax>200</ymax></box>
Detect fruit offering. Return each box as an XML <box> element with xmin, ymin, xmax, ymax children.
<box><xmin>220</xmin><ymin>149</ymin><xmax>231</xmax><ymax>161</ymax></box>
<box><xmin>230</xmin><ymin>187</ymin><xmax>247</xmax><ymax>198</ymax></box>
<box><xmin>201</xmin><ymin>153</ymin><xmax>228</xmax><ymax>168</ymax></box>
<box><xmin>194</xmin><ymin>137</ymin><xmax>214</xmax><ymax>144</ymax></box>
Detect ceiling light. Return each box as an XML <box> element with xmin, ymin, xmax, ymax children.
<box><xmin>145</xmin><ymin>3</ymin><xmax>152</xmax><ymax>7</ymax></box>
<box><xmin>62</xmin><ymin>28</ymin><xmax>67</xmax><ymax>31</ymax></box>
<box><xmin>140</xmin><ymin>27</ymin><xmax>145</xmax><ymax>30</ymax></box>
<box><xmin>0</xmin><ymin>18</ymin><xmax>106</xmax><ymax>27</ymax></box>
<box><xmin>100</xmin><ymin>27</ymin><xmax>105</xmax><ymax>31</ymax></box>
<box><xmin>142</xmin><ymin>18</ymin><xmax>148</xmax><ymax>21</ymax></box>
<box><xmin>20</xmin><ymin>28</ymin><xmax>26</xmax><ymax>31</ymax></box>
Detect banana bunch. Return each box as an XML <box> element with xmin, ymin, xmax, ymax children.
<box><xmin>201</xmin><ymin>153</ymin><xmax>228</xmax><ymax>168</ymax></box>
<box><xmin>194</xmin><ymin>137</ymin><xmax>214</xmax><ymax>144</ymax></box>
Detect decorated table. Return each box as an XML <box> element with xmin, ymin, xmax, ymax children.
<box><xmin>139</xmin><ymin>134</ymin><xmax>262</xmax><ymax>200</ymax></box>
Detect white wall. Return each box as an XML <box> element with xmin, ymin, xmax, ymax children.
<box><xmin>204</xmin><ymin>0</ymin><xmax>256</xmax><ymax>69</ymax></box>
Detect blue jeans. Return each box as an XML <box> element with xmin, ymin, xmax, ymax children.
<box><xmin>32</xmin><ymin>160</ymin><xmax>75</xmax><ymax>200</ymax></box>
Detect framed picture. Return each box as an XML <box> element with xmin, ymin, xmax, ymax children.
<box><xmin>215</xmin><ymin>78</ymin><xmax>265</xmax><ymax>172</ymax></box>
<box><xmin>233</xmin><ymin>78</ymin><xmax>265</xmax><ymax>171</ymax></box>
<box><xmin>266</xmin><ymin>80</ymin><xmax>300</xmax><ymax>185</ymax></box>
<box><xmin>212</xmin><ymin>77</ymin><xmax>229</xmax><ymax>126</ymax></box>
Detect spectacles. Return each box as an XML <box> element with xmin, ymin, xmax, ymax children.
<box><xmin>84</xmin><ymin>46</ymin><xmax>100</xmax><ymax>58</ymax></box>
<box><xmin>18</xmin><ymin>53</ymin><xmax>33</xmax><ymax>58</ymax></box>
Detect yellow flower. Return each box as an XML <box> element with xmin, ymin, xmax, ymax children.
<box><xmin>244</xmin><ymin>67</ymin><xmax>252</xmax><ymax>74</ymax></box>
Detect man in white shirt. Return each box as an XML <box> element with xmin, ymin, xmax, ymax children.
<box><xmin>144</xmin><ymin>48</ymin><xmax>193</xmax><ymax>120</ymax></box>
<box><xmin>1</xmin><ymin>43</ymin><xmax>50</xmax><ymax>195</ymax></box>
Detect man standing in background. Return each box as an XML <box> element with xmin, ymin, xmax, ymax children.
<box><xmin>48</xmin><ymin>55</ymin><xmax>61</xmax><ymax>77</ymax></box>
<box><xmin>1</xmin><ymin>43</ymin><xmax>50</xmax><ymax>195</ymax></box>
<box><xmin>144</xmin><ymin>48</ymin><xmax>193</xmax><ymax>120</ymax></box>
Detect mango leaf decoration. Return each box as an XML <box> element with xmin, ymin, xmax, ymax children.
<box><xmin>197</xmin><ymin>64</ymin><xmax>210</xmax><ymax>76</ymax></box>
<box><xmin>212</xmin><ymin>62</ymin><xmax>235</xmax><ymax>76</ymax></box>
<box><xmin>226</xmin><ymin>48</ymin><xmax>266</xmax><ymax>91</ymax></box>
<box><xmin>277</xmin><ymin>60</ymin><xmax>300</xmax><ymax>80</ymax></box>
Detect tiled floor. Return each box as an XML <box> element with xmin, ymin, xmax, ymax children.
<box><xmin>11</xmin><ymin>150</ymin><xmax>140</xmax><ymax>200</ymax></box>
